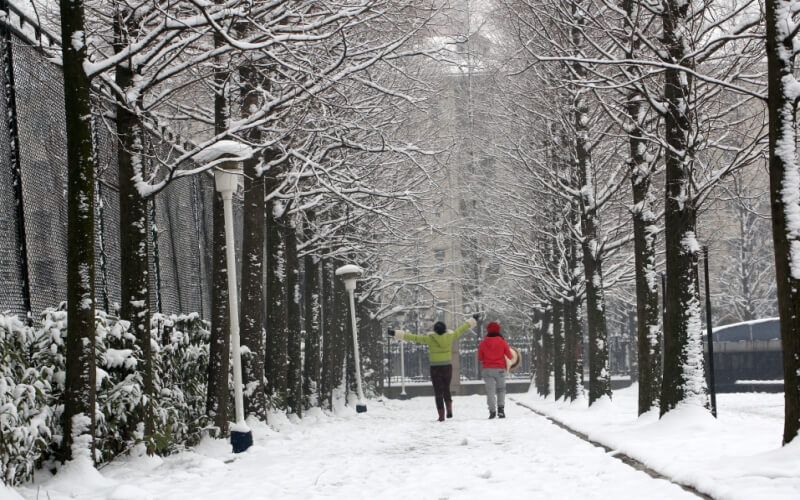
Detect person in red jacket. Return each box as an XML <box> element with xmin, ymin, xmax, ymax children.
<box><xmin>478</xmin><ymin>321</ymin><xmax>512</xmax><ymax>419</ymax></box>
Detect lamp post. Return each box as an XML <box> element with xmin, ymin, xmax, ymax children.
<box><xmin>395</xmin><ymin>309</ymin><xmax>408</xmax><ymax>399</ymax></box>
<box><xmin>336</xmin><ymin>264</ymin><xmax>367</xmax><ymax>413</ymax></box>
<box><xmin>702</xmin><ymin>246</ymin><xmax>718</xmax><ymax>418</ymax></box>
<box><xmin>195</xmin><ymin>140</ymin><xmax>254</xmax><ymax>453</ymax></box>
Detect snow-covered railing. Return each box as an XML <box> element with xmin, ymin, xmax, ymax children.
<box><xmin>0</xmin><ymin>0</ymin><xmax>199</xmax><ymax>164</ymax></box>
<box><xmin>0</xmin><ymin>0</ymin><xmax>60</xmax><ymax>50</ymax></box>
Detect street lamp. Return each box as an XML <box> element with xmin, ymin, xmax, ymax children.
<box><xmin>336</xmin><ymin>264</ymin><xmax>367</xmax><ymax>413</ymax></box>
<box><xmin>395</xmin><ymin>309</ymin><xmax>408</xmax><ymax>399</ymax></box>
<box><xmin>194</xmin><ymin>140</ymin><xmax>254</xmax><ymax>453</ymax></box>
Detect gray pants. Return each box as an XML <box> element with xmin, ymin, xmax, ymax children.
<box><xmin>483</xmin><ymin>368</ymin><xmax>506</xmax><ymax>411</ymax></box>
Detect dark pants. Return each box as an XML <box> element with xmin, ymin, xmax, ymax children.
<box><xmin>430</xmin><ymin>365</ymin><xmax>453</xmax><ymax>410</ymax></box>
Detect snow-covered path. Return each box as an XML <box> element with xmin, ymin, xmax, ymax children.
<box><xmin>14</xmin><ymin>394</ymin><xmax>697</xmax><ymax>500</ymax></box>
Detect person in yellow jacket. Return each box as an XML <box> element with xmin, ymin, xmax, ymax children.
<box><xmin>388</xmin><ymin>314</ymin><xmax>480</xmax><ymax>421</ymax></box>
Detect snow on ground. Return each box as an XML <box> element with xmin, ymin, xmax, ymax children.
<box><xmin>517</xmin><ymin>385</ymin><xmax>800</xmax><ymax>500</ymax></box>
<box><xmin>13</xmin><ymin>394</ymin><xmax>695</xmax><ymax>500</ymax></box>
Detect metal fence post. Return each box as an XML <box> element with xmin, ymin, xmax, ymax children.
<box><xmin>1</xmin><ymin>1</ymin><xmax>32</xmax><ymax>322</ymax></box>
<box><xmin>91</xmin><ymin>111</ymin><xmax>109</xmax><ymax>313</ymax></box>
<box><xmin>191</xmin><ymin>176</ymin><xmax>206</xmax><ymax>317</ymax></box>
<box><xmin>95</xmin><ymin>180</ymin><xmax>110</xmax><ymax>313</ymax></box>
<box><xmin>150</xmin><ymin>196</ymin><xmax>162</xmax><ymax>314</ymax></box>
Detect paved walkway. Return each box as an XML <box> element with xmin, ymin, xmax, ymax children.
<box><xmin>17</xmin><ymin>395</ymin><xmax>698</xmax><ymax>499</ymax></box>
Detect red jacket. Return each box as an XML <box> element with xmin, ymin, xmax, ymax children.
<box><xmin>478</xmin><ymin>334</ymin><xmax>512</xmax><ymax>369</ymax></box>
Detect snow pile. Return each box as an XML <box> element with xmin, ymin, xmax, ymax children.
<box><xmin>0</xmin><ymin>484</ymin><xmax>24</xmax><ymax>500</ymax></box>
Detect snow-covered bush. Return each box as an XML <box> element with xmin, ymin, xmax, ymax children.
<box><xmin>151</xmin><ymin>313</ymin><xmax>210</xmax><ymax>451</ymax></box>
<box><xmin>0</xmin><ymin>314</ymin><xmax>53</xmax><ymax>485</ymax></box>
<box><xmin>0</xmin><ymin>309</ymin><xmax>210</xmax><ymax>486</ymax></box>
<box><xmin>94</xmin><ymin>312</ymin><xmax>144</xmax><ymax>461</ymax></box>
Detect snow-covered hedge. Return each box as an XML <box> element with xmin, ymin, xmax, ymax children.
<box><xmin>0</xmin><ymin>314</ymin><xmax>53</xmax><ymax>486</ymax></box>
<box><xmin>0</xmin><ymin>310</ymin><xmax>210</xmax><ymax>486</ymax></box>
<box><xmin>150</xmin><ymin>313</ymin><xmax>210</xmax><ymax>452</ymax></box>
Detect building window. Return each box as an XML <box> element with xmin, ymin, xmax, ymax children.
<box><xmin>434</xmin><ymin>249</ymin><xmax>445</xmax><ymax>274</ymax></box>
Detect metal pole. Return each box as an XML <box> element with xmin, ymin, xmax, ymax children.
<box><xmin>347</xmin><ymin>287</ymin><xmax>367</xmax><ymax>412</ymax></box>
<box><xmin>222</xmin><ymin>190</ymin><xmax>246</xmax><ymax>427</ymax></box>
<box><xmin>218</xmin><ymin>174</ymin><xmax>252</xmax><ymax>452</ymax></box>
<box><xmin>387</xmin><ymin>337</ymin><xmax>391</xmax><ymax>389</ymax></box>
<box><xmin>400</xmin><ymin>337</ymin><xmax>406</xmax><ymax>398</ymax></box>
<box><xmin>660</xmin><ymin>272</ymin><xmax>666</xmax><ymax>326</ymax></box>
<box><xmin>703</xmin><ymin>246</ymin><xmax>718</xmax><ymax>417</ymax></box>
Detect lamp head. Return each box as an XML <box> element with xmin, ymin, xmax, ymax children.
<box><xmin>335</xmin><ymin>264</ymin><xmax>363</xmax><ymax>292</ymax></box>
<box><xmin>191</xmin><ymin>140</ymin><xmax>254</xmax><ymax>194</ymax></box>
<box><xmin>214</xmin><ymin>160</ymin><xmax>241</xmax><ymax>194</ymax></box>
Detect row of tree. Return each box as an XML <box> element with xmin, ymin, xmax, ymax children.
<box><xmin>46</xmin><ymin>0</ymin><xmax>459</xmax><ymax>461</ymax></box>
<box><xmin>436</xmin><ymin>0</ymin><xmax>798</xmax><ymax>446</ymax></box>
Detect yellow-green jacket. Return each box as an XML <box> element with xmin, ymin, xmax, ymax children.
<box><xmin>396</xmin><ymin>318</ymin><xmax>477</xmax><ymax>366</ymax></box>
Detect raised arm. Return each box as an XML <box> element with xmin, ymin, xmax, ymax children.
<box><xmin>451</xmin><ymin>317</ymin><xmax>478</xmax><ymax>339</ymax></box>
<box><xmin>388</xmin><ymin>328</ymin><xmax>430</xmax><ymax>345</ymax></box>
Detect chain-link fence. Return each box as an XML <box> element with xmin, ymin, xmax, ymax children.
<box><xmin>0</xmin><ymin>9</ymin><xmax>234</xmax><ymax>321</ymax></box>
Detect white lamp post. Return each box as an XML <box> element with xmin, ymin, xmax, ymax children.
<box><xmin>195</xmin><ymin>140</ymin><xmax>254</xmax><ymax>452</ymax></box>
<box><xmin>336</xmin><ymin>264</ymin><xmax>367</xmax><ymax>413</ymax></box>
<box><xmin>395</xmin><ymin>309</ymin><xmax>408</xmax><ymax>399</ymax></box>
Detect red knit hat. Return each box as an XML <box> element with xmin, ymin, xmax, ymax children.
<box><xmin>486</xmin><ymin>321</ymin><xmax>501</xmax><ymax>334</ymax></box>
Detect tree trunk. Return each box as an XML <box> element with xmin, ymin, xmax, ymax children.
<box><xmin>59</xmin><ymin>0</ymin><xmax>96</xmax><ymax>462</ymax></box>
<box><xmin>302</xmin><ymin>213</ymin><xmax>321</xmax><ymax>409</ymax></box>
<box><xmin>113</xmin><ymin>10</ymin><xmax>154</xmax><ymax>445</ymax></box>
<box><xmin>238</xmin><ymin>60</ymin><xmax>268</xmax><ymax>419</ymax></box>
<box><xmin>321</xmin><ymin>259</ymin><xmax>348</xmax><ymax>409</ymax></box>
<box><xmin>239</xmin><ymin>157</ymin><xmax>266</xmax><ymax>418</ymax></box>
<box><xmin>265</xmin><ymin>194</ymin><xmax>288</xmax><ymax>406</ymax></box>
<box><xmin>552</xmin><ymin>300</ymin><xmax>565</xmax><ymax>400</ymax></box>
<box><xmin>320</xmin><ymin>259</ymin><xmax>335</xmax><ymax>410</ymax></box>
<box><xmin>629</xmin><ymin>126</ymin><xmax>662</xmax><ymax>415</ymax></box>
<box><xmin>765</xmin><ymin>0</ymin><xmax>800</xmax><ymax>444</ymax></box>
<box><xmin>571</xmin><ymin>0</ymin><xmax>610</xmax><ymax>406</ymax></box>
<box><xmin>206</xmin><ymin>28</ymin><xmax>229</xmax><ymax>434</ymax></box>
<box><xmin>285</xmin><ymin>214</ymin><xmax>303</xmax><ymax>415</ymax></box>
<box><xmin>563</xmin><ymin>295</ymin><xmax>582</xmax><ymax>402</ymax></box>
<box><xmin>358</xmin><ymin>299</ymin><xmax>382</xmax><ymax>396</ymax></box>
<box><xmin>631</xmin><ymin>157</ymin><xmax>663</xmax><ymax>414</ymax></box>
<box><xmin>659</xmin><ymin>0</ymin><xmax>708</xmax><ymax>416</ymax></box>
<box><xmin>334</xmin><ymin>267</ymin><xmax>350</xmax><ymax>399</ymax></box>
<box><xmin>531</xmin><ymin>308</ymin><xmax>544</xmax><ymax>395</ymax></box>
<box><xmin>737</xmin><ymin>206</ymin><xmax>756</xmax><ymax>321</ymax></box>
<box><xmin>563</xmin><ymin>203</ymin><xmax>584</xmax><ymax>402</ymax></box>
<box><xmin>622</xmin><ymin>0</ymin><xmax>662</xmax><ymax>417</ymax></box>
<box><xmin>536</xmin><ymin>307</ymin><xmax>552</xmax><ymax>397</ymax></box>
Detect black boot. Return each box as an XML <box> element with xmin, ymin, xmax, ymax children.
<box><xmin>437</xmin><ymin>408</ymin><xmax>445</xmax><ymax>422</ymax></box>
<box><xmin>489</xmin><ymin>410</ymin><xmax>496</xmax><ymax>419</ymax></box>
<box><xmin>498</xmin><ymin>406</ymin><xmax>505</xmax><ymax>419</ymax></box>
<box><xmin>446</xmin><ymin>401</ymin><xmax>453</xmax><ymax>419</ymax></box>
